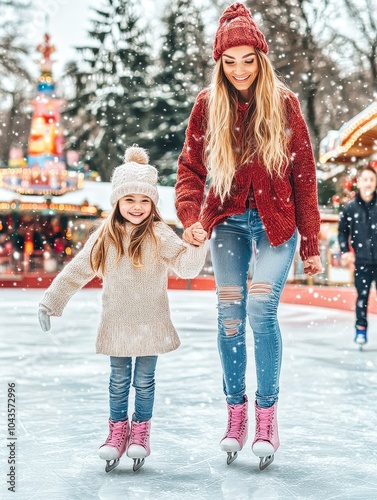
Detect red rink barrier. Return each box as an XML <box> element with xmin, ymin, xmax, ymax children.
<box><xmin>1</xmin><ymin>273</ymin><xmax>376</xmax><ymax>314</ymax></box>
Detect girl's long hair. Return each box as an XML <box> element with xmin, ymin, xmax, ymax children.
<box><xmin>90</xmin><ymin>201</ymin><xmax>162</xmax><ymax>274</ymax></box>
<box><xmin>205</xmin><ymin>48</ymin><xmax>290</xmax><ymax>202</ymax></box>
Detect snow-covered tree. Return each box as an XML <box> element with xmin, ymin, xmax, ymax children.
<box><xmin>240</xmin><ymin>0</ymin><xmax>341</xmax><ymax>151</ymax></box>
<box><xmin>63</xmin><ymin>0</ymin><xmax>154</xmax><ymax>180</ymax></box>
<box><xmin>241</xmin><ymin>0</ymin><xmax>377</xmax><ymax>154</ymax></box>
<box><xmin>331</xmin><ymin>0</ymin><xmax>377</xmax><ymax>94</ymax></box>
<box><xmin>0</xmin><ymin>1</ymin><xmax>31</xmax><ymax>163</ymax></box>
<box><xmin>149</xmin><ymin>0</ymin><xmax>211</xmax><ymax>183</ymax></box>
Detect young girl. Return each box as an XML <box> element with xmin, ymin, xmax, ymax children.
<box><xmin>38</xmin><ymin>146</ymin><xmax>207</xmax><ymax>473</ymax></box>
<box><xmin>175</xmin><ymin>2</ymin><xmax>322</xmax><ymax>470</ymax></box>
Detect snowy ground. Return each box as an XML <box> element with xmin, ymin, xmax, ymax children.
<box><xmin>1</xmin><ymin>289</ymin><xmax>377</xmax><ymax>500</ymax></box>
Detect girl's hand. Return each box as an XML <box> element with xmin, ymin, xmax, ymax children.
<box><xmin>38</xmin><ymin>305</ymin><xmax>52</xmax><ymax>332</ymax></box>
<box><xmin>303</xmin><ymin>255</ymin><xmax>323</xmax><ymax>276</ymax></box>
<box><xmin>183</xmin><ymin>222</ymin><xmax>207</xmax><ymax>247</ymax></box>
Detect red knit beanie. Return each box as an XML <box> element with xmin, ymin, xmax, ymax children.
<box><xmin>213</xmin><ymin>2</ymin><xmax>269</xmax><ymax>61</ymax></box>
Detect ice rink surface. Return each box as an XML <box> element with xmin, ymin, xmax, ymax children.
<box><xmin>1</xmin><ymin>289</ymin><xmax>377</xmax><ymax>500</ymax></box>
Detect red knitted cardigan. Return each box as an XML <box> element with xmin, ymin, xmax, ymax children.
<box><xmin>175</xmin><ymin>88</ymin><xmax>320</xmax><ymax>261</ymax></box>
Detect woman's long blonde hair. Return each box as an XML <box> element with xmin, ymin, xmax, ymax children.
<box><xmin>206</xmin><ymin>48</ymin><xmax>290</xmax><ymax>201</ymax></box>
<box><xmin>90</xmin><ymin>201</ymin><xmax>162</xmax><ymax>274</ymax></box>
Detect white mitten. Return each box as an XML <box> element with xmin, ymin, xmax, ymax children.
<box><xmin>38</xmin><ymin>304</ymin><xmax>52</xmax><ymax>332</ymax></box>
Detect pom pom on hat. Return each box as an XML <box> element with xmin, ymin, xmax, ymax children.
<box><xmin>213</xmin><ymin>2</ymin><xmax>268</xmax><ymax>61</ymax></box>
<box><xmin>123</xmin><ymin>145</ymin><xmax>149</xmax><ymax>165</ymax></box>
<box><xmin>110</xmin><ymin>145</ymin><xmax>159</xmax><ymax>207</ymax></box>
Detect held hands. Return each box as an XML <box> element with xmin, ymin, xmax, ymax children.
<box><xmin>182</xmin><ymin>222</ymin><xmax>208</xmax><ymax>247</ymax></box>
<box><xmin>303</xmin><ymin>255</ymin><xmax>323</xmax><ymax>276</ymax></box>
<box><xmin>38</xmin><ymin>305</ymin><xmax>52</xmax><ymax>332</ymax></box>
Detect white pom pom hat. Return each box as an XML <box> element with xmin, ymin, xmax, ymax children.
<box><xmin>110</xmin><ymin>146</ymin><xmax>159</xmax><ymax>207</ymax></box>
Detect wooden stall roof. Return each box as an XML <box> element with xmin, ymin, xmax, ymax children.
<box><xmin>319</xmin><ymin>98</ymin><xmax>377</xmax><ymax>164</ymax></box>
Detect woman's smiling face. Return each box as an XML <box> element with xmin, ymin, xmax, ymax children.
<box><xmin>221</xmin><ymin>45</ymin><xmax>259</xmax><ymax>100</ymax></box>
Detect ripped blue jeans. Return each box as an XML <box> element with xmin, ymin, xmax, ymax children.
<box><xmin>210</xmin><ymin>209</ymin><xmax>297</xmax><ymax>408</ymax></box>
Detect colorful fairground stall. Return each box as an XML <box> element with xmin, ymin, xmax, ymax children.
<box><xmin>0</xmin><ymin>181</ymin><xmax>178</xmax><ymax>286</ymax></box>
<box><xmin>317</xmin><ymin>97</ymin><xmax>377</xmax><ymax>285</ymax></box>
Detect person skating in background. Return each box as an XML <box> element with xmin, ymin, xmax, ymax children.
<box><xmin>338</xmin><ymin>166</ymin><xmax>377</xmax><ymax>347</ymax></box>
<box><xmin>175</xmin><ymin>2</ymin><xmax>322</xmax><ymax>470</ymax></box>
<box><xmin>38</xmin><ymin>146</ymin><xmax>207</xmax><ymax>473</ymax></box>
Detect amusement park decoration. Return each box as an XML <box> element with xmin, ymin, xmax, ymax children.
<box><xmin>0</xmin><ymin>34</ymin><xmax>83</xmax><ymax>196</ymax></box>
<box><xmin>319</xmin><ymin>96</ymin><xmax>377</xmax><ymax>211</ymax></box>
<box><xmin>8</xmin><ymin>147</ymin><xmax>26</xmax><ymax>168</ymax></box>
<box><xmin>319</xmin><ymin>98</ymin><xmax>377</xmax><ymax>165</ymax></box>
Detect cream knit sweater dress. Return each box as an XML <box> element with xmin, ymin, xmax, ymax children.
<box><xmin>40</xmin><ymin>221</ymin><xmax>207</xmax><ymax>357</ymax></box>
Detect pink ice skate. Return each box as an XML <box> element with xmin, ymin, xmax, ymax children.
<box><xmin>220</xmin><ymin>396</ymin><xmax>248</xmax><ymax>465</ymax></box>
<box><xmin>98</xmin><ymin>419</ymin><xmax>129</xmax><ymax>472</ymax></box>
<box><xmin>127</xmin><ymin>420</ymin><xmax>151</xmax><ymax>471</ymax></box>
<box><xmin>252</xmin><ymin>401</ymin><xmax>279</xmax><ymax>470</ymax></box>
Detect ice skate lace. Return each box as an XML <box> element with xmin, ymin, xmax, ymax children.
<box><xmin>105</xmin><ymin>421</ymin><xmax>128</xmax><ymax>450</ymax></box>
<box><xmin>130</xmin><ymin>421</ymin><xmax>149</xmax><ymax>446</ymax></box>
<box><xmin>255</xmin><ymin>410</ymin><xmax>274</xmax><ymax>442</ymax></box>
<box><xmin>226</xmin><ymin>404</ymin><xmax>247</xmax><ymax>439</ymax></box>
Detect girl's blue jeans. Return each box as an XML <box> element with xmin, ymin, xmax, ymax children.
<box><xmin>109</xmin><ymin>355</ymin><xmax>158</xmax><ymax>422</ymax></box>
<box><xmin>210</xmin><ymin>209</ymin><xmax>297</xmax><ymax>408</ymax></box>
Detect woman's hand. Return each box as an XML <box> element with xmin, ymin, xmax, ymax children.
<box><xmin>183</xmin><ymin>222</ymin><xmax>207</xmax><ymax>247</ymax></box>
<box><xmin>303</xmin><ymin>255</ymin><xmax>323</xmax><ymax>276</ymax></box>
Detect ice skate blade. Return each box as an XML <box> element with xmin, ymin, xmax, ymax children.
<box><xmin>259</xmin><ymin>454</ymin><xmax>274</xmax><ymax>471</ymax></box>
<box><xmin>105</xmin><ymin>458</ymin><xmax>120</xmax><ymax>473</ymax></box>
<box><xmin>226</xmin><ymin>451</ymin><xmax>238</xmax><ymax>465</ymax></box>
<box><xmin>133</xmin><ymin>458</ymin><xmax>145</xmax><ymax>471</ymax></box>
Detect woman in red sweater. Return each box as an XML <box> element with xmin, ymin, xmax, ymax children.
<box><xmin>175</xmin><ymin>2</ymin><xmax>322</xmax><ymax>470</ymax></box>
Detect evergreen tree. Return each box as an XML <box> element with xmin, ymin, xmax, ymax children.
<box><xmin>63</xmin><ymin>0</ymin><xmax>154</xmax><ymax>181</ymax></box>
<box><xmin>240</xmin><ymin>0</ymin><xmax>374</xmax><ymax>155</ymax></box>
<box><xmin>0</xmin><ymin>1</ymin><xmax>31</xmax><ymax>163</ymax></box>
<box><xmin>150</xmin><ymin>0</ymin><xmax>211</xmax><ymax>183</ymax></box>
<box><xmin>240</xmin><ymin>0</ymin><xmax>341</xmax><ymax>153</ymax></box>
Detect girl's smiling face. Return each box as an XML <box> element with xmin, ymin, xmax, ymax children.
<box><xmin>118</xmin><ymin>194</ymin><xmax>152</xmax><ymax>224</ymax></box>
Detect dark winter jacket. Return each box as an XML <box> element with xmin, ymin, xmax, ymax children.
<box><xmin>338</xmin><ymin>192</ymin><xmax>377</xmax><ymax>265</ymax></box>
